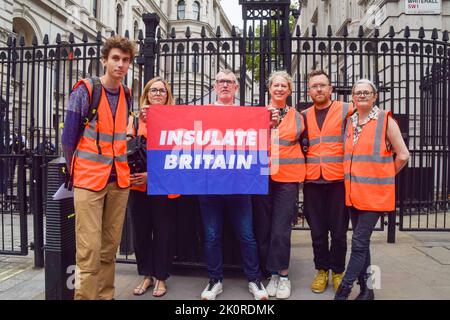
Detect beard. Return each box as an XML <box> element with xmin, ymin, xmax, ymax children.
<box><xmin>312</xmin><ymin>95</ymin><xmax>328</xmax><ymax>104</ymax></box>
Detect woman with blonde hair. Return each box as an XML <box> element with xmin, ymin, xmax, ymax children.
<box><xmin>253</xmin><ymin>70</ymin><xmax>306</xmax><ymax>299</ymax></box>
<box><xmin>128</xmin><ymin>76</ymin><xmax>178</xmax><ymax>298</ymax></box>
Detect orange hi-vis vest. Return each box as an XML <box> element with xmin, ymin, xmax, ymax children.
<box><xmin>343</xmin><ymin>110</ymin><xmax>395</xmax><ymax>212</ymax></box>
<box><xmin>128</xmin><ymin>116</ymin><xmax>180</xmax><ymax>199</ymax></box>
<box><xmin>270</xmin><ymin>107</ymin><xmax>306</xmax><ymax>182</ymax></box>
<box><xmin>71</xmin><ymin>79</ymin><xmax>130</xmax><ymax>191</ymax></box>
<box><xmin>304</xmin><ymin>101</ymin><xmax>352</xmax><ymax>181</ymax></box>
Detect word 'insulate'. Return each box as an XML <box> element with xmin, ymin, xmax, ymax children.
<box><xmin>164</xmin><ymin>154</ymin><xmax>253</xmax><ymax>170</ymax></box>
<box><xmin>160</xmin><ymin>130</ymin><xmax>257</xmax><ymax>146</ymax></box>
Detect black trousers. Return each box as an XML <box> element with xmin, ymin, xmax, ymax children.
<box><xmin>128</xmin><ymin>190</ymin><xmax>175</xmax><ymax>280</ymax></box>
<box><xmin>342</xmin><ymin>208</ymin><xmax>382</xmax><ymax>286</ymax></box>
<box><xmin>303</xmin><ymin>182</ymin><xmax>349</xmax><ymax>273</ymax></box>
<box><xmin>253</xmin><ymin>179</ymin><xmax>299</xmax><ymax>275</ymax></box>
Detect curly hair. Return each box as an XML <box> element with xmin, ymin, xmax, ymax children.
<box><xmin>101</xmin><ymin>35</ymin><xmax>137</xmax><ymax>60</ymax></box>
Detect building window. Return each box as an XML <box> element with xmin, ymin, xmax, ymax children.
<box><xmin>177</xmin><ymin>0</ymin><xmax>185</xmax><ymax>19</ymax></box>
<box><xmin>134</xmin><ymin>21</ymin><xmax>139</xmax><ymax>40</ymax></box>
<box><xmin>193</xmin><ymin>1</ymin><xmax>200</xmax><ymax>21</ymax></box>
<box><xmin>176</xmin><ymin>55</ymin><xmax>184</xmax><ymax>72</ymax></box>
<box><xmin>116</xmin><ymin>4</ymin><xmax>123</xmax><ymax>35</ymax></box>
<box><xmin>93</xmin><ymin>0</ymin><xmax>99</xmax><ymax>18</ymax></box>
<box><xmin>192</xmin><ymin>55</ymin><xmax>199</xmax><ymax>73</ymax></box>
<box><xmin>176</xmin><ymin>98</ymin><xmax>184</xmax><ymax>105</ymax></box>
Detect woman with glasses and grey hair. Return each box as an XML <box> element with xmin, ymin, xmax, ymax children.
<box><xmin>334</xmin><ymin>79</ymin><xmax>409</xmax><ymax>300</ymax></box>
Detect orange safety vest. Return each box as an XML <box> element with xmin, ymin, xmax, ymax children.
<box><xmin>270</xmin><ymin>107</ymin><xmax>306</xmax><ymax>182</ymax></box>
<box><xmin>71</xmin><ymin>79</ymin><xmax>130</xmax><ymax>191</ymax></box>
<box><xmin>304</xmin><ymin>101</ymin><xmax>352</xmax><ymax>181</ymax></box>
<box><xmin>343</xmin><ymin>110</ymin><xmax>395</xmax><ymax>212</ymax></box>
<box><xmin>129</xmin><ymin>116</ymin><xmax>180</xmax><ymax>199</ymax></box>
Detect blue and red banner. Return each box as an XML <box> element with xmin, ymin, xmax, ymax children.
<box><xmin>146</xmin><ymin>105</ymin><xmax>270</xmax><ymax>195</ymax></box>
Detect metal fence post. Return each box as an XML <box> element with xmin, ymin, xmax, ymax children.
<box><xmin>387</xmin><ymin>211</ymin><xmax>396</xmax><ymax>244</ymax></box>
<box><xmin>0</xmin><ymin>97</ymin><xmax>5</xmax><ymax>155</ymax></box>
<box><xmin>32</xmin><ymin>155</ymin><xmax>45</xmax><ymax>267</ymax></box>
<box><xmin>142</xmin><ymin>13</ymin><xmax>160</xmax><ymax>84</ymax></box>
<box><xmin>0</xmin><ymin>98</ymin><xmax>5</xmax><ymax>196</ymax></box>
<box><xmin>16</xmin><ymin>156</ymin><xmax>28</xmax><ymax>255</ymax></box>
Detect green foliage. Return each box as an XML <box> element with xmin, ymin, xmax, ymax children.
<box><xmin>245</xmin><ymin>1</ymin><xmax>299</xmax><ymax>81</ymax></box>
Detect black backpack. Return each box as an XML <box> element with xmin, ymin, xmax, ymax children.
<box><xmin>124</xmin><ymin>104</ymin><xmax>149</xmax><ymax>174</ymax></box>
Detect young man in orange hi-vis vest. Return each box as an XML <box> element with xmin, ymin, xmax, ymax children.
<box><xmin>62</xmin><ymin>36</ymin><xmax>136</xmax><ymax>300</ymax></box>
<box><xmin>303</xmin><ymin>70</ymin><xmax>353</xmax><ymax>294</ymax></box>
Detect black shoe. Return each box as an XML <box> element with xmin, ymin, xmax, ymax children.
<box><xmin>334</xmin><ymin>282</ymin><xmax>352</xmax><ymax>300</ymax></box>
<box><xmin>355</xmin><ymin>274</ymin><xmax>375</xmax><ymax>300</ymax></box>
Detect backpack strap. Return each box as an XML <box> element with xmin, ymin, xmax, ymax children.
<box><xmin>80</xmin><ymin>77</ymin><xmax>102</xmax><ymax>130</ymax></box>
<box><xmin>80</xmin><ymin>78</ymin><xmax>131</xmax><ymax>138</ymax></box>
<box><xmin>79</xmin><ymin>76</ymin><xmax>103</xmax><ymax>154</ymax></box>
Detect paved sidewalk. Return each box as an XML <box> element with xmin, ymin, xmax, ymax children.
<box><xmin>1</xmin><ymin>230</ymin><xmax>450</xmax><ymax>300</ymax></box>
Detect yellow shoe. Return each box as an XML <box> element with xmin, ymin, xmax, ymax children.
<box><xmin>332</xmin><ymin>272</ymin><xmax>344</xmax><ymax>292</ymax></box>
<box><xmin>311</xmin><ymin>269</ymin><xmax>329</xmax><ymax>293</ymax></box>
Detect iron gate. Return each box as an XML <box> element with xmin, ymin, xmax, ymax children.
<box><xmin>0</xmin><ymin>154</ymin><xmax>27</xmax><ymax>255</ymax></box>
<box><xmin>0</xmin><ymin>5</ymin><xmax>449</xmax><ymax>265</ymax></box>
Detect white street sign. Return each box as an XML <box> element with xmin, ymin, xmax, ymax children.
<box><xmin>405</xmin><ymin>0</ymin><xmax>442</xmax><ymax>14</ymax></box>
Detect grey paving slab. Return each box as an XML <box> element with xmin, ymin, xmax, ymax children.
<box><xmin>0</xmin><ymin>229</ymin><xmax>450</xmax><ymax>300</ymax></box>
<box><xmin>414</xmin><ymin>246</ymin><xmax>450</xmax><ymax>265</ymax></box>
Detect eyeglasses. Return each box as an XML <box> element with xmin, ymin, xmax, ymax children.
<box><xmin>353</xmin><ymin>91</ymin><xmax>374</xmax><ymax>97</ymax></box>
<box><xmin>308</xmin><ymin>84</ymin><xmax>329</xmax><ymax>90</ymax></box>
<box><xmin>149</xmin><ymin>88</ymin><xmax>167</xmax><ymax>95</ymax></box>
<box><xmin>216</xmin><ymin>79</ymin><xmax>235</xmax><ymax>86</ymax></box>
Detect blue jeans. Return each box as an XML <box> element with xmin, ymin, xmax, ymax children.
<box><xmin>342</xmin><ymin>207</ymin><xmax>382</xmax><ymax>286</ymax></box>
<box><xmin>198</xmin><ymin>195</ymin><xmax>261</xmax><ymax>282</ymax></box>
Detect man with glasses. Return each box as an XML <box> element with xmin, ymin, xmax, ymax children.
<box><xmin>198</xmin><ymin>69</ymin><xmax>268</xmax><ymax>300</ymax></box>
<box><xmin>302</xmin><ymin>70</ymin><xmax>353</xmax><ymax>294</ymax></box>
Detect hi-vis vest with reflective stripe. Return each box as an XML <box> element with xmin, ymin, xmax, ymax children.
<box><xmin>71</xmin><ymin>79</ymin><xmax>130</xmax><ymax>191</ymax></box>
<box><xmin>270</xmin><ymin>107</ymin><xmax>306</xmax><ymax>182</ymax></box>
<box><xmin>343</xmin><ymin>110</ymin><xmax>395</xmax><ymax>212</ymax></box>
<box><xmin>305</xmin><ymin>101</ymin><xmax>352</xmax><ymax>181</ymax></box>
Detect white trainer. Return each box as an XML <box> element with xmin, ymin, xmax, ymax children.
<box><xmin>249</xmin><ymin>280</ymin><xmax>269</xmax><ymax>300</ymax></box>
<box><xmin>266</xmin><ymin>275</ymin><xmax>279</xmax><ymax>297</ymax></box>
<box><xmin>201</xmin><ymin>279</ymin><xmax>223</xmax><ymax>300</ymax></box>
<box><xmin>276</xmin><ymin>277</ymin><xmax>291</xmax><ymax>299</ymax></box>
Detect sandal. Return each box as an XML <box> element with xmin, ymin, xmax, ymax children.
<box><xmin>152</xmin><ymin>280</ymin><xmax>167</xmax><ymax>297</ymax></box>
<box><xmin>133</xmin><ymin>276</ymin><xmax>154</xmax><ymax>296</ymax></box>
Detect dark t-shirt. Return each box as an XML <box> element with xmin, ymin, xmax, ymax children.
<box><xmin>314</xmin><ymin>105</ymin><xmax>331</xmax><ymax>131</ymax></box>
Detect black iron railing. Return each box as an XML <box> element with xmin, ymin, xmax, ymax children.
<box><xmin>0</xmin><ymin>12</ymin><xmax>449</xmax><ymax>265</ymax></box>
